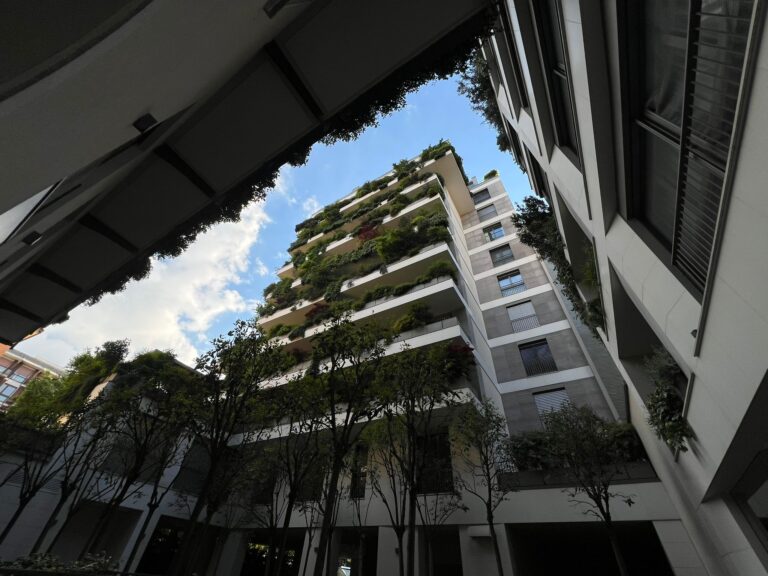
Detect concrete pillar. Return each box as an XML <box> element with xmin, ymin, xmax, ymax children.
<box><xmin>376</xmin><ymin>527</ymin><xmax>401</xmax><ymax>576</ymax></box>
<box><xmin>117</xmin><ymin>508</ymin><xmax>161</xmax><ymax>572</ymax></box>
<box><xmin>653</xmin><ymin>520</ymin><xmax>708</xmax><ymax>576</ymax></box>
<box><xmin>298</xmin><ymin>528</ymin><xmax>321</xmax><ymax>576</ymax></box>
<box><xmin>459</xmin><ymin>524</ymin><xmax>514</xmax><ymax>576</ymax></box>
<box><xmin>212</xmin><ymin>530</ymin><xmax>249</xmax><ymax>576</ymax></box>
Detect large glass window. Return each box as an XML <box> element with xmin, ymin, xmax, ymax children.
<box><xmin>519</xmin><ymin>340</ymin><xmax>558</xmax><ymax>376</ymax></box>
<box><xmin>534</xmin><ymin>0</ymin><xmax>580</xmax><ymax>163</ymax></box>
<box><xmin>627</xmin><ymin>0</ymin><xmax>688</xmax><ymax>250</ymax></box>
<box><xmin>477</xmin><ymin>204</ymin><xmax>498</xmax><ymax>222</ymax></box>
<box><xmin>0</xmin><ymin>383</ymin><xmax>17</xmax><ymax>403</ymax></box>
<box><xmin>484</xmin><ymin>223</ymin><xmax>505</xmax><ymax>242</ymax></box>
<box><xmin>498</xmin><ymin>270</ymin><xmax>525</xmax><ymax>296</ymax></box>
<box><xmin>491</xmin><ymin>245</ymin><xmax>515</xmax><ymax>267</ymax></box>
<box><xmin>417</xmin><ymin>432</ymin><xmax>453</xmax><ymax>494</ymax></box>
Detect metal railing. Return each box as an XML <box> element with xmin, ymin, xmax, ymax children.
<box><xmin>522</xmin><ymin>354</ymin><xmax>558</xmax><ymax>377</ymax></box>
<box><xmin>672</xmin><ymin>0</ymin><xmax>755</xmax><ymax>295</ymax></box>
<box><xmin>510</xmin><ymin>314</ymin><xmax>540</xmax><ymax>333</ymax></box>
<box><xmin>393</xmin><ymin>316</ymin><xmax>460</xmax><ymax>342</ymax></box>
<box><xmin>361</xmin><ymin>275</ymin><xmax>452</xmax><ymax>310</ymax></box>
<box><xmin>500</xmin><ymin>282</ymin><xmax>526</xmax><ymax>297</ymax></box>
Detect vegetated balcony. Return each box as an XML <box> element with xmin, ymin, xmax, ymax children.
<box><xmin>341</xmin><ymin>241</ymin><xmax>456</xmax><ymax>300</ymax></box>
<box><xmin>292</xmin><ymin>174</ymin><xmax>443</xmax><ymax>255</ymax></box>
<box><xmin>277</xmin><ymin>260</ymin><xmax>296</xmax><ymax>280</ymax></box>
<box><xmin>501</xmin><ymin>425</ymin><xmax>656</xmax><ymax>491</ymax></box>
<box><xmin>266</xmin><ymin>315</ymin><xmax>475</xmax><ymax>392</ymax></box>
<box><xmin>306</xmin><ymin>275</ymin><xmax>463</xmax><ymax>338</ymax></box>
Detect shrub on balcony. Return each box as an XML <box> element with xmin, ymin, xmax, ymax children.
<box><xmin>392</xmin><ymin>303</ymin><xmax>433</xmax><ymax>334</ymax></box>
<box><xmin>644</xmin><ymin>347</ymin><xmax>694</xmax><ymax>452</ymax></box>
<box><xmin>484</xmin><ymin>169</ymin><xmax>498</xmax><ymax>180</ymax></box>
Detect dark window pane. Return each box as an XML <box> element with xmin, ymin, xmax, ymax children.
<box><xmin>491</xmin><ymin>245</ymin><xmax>515</xmax><ymax>266</ymax></box>
<box><xmin>641</xmin><ymin>0</ymin><xmax>688</xmax><ymax>129</ymax></box>
<box><xmin>636</xmin><ymin>125</ymin><xmax>679</xmax><ymax>248</ymax></box>
<box><xmin>519</xmin><ymin>340</ymin><xmax>558</xmax><ymax>376</ymax></box>
<box><xmin>544</xmin><ymin>0</ymin><xmax>566</xmax><ymax>69</ymax></box>
<box><xmin>478</xmin><ymin>204</ymin><xmax>498</xmax><ymax>222</ymax></box>
<box><xmin>472</xmin><ymin>189</ymin><xmax>491</xmax><ymax>204</ymax></box>
<box><xmin>553</xmin><ymin>73</ymin><xmax>579</xmax><ymax>151</ymax></box>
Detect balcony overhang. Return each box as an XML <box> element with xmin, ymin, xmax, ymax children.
<box><xmin>0</xmin><ymin>0</ymin><xmax>490</xmax><ymax>345</ymax></box>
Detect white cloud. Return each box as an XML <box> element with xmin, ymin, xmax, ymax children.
<box><xmin>272</xmin><ymin>167</ymin><xmax>297</xmax><ymax>205</ymax></box>
<box><xmin>253</xmin><ymin>258</ymin><xmax>269</xmax><ymax>277</ymax></box>
<box><xmin>17</xmin><ymin>190</ymin><xmax>274</xmax><ymax>368</ymax></box>
<box><xmin>302</xmin><ymin>196</ymin><xmax>321</xmax><ymax>216</ymax></box>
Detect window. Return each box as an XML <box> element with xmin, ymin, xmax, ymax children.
<box><xmin>498</xmin><ymin>270</ymin><xmax>525</xmax><ymax>296</ymax></box>
<box><xmin>472</xmin><ymin>188</ymin><xmax>491</xmax><ymax>205</ymax></box>
<box><xmin>534</xmin><ymin>388</ymin><xmax>569</xmax><ymax>416</ymax></box>
<box><xmin>484</xmin><ymin>223</ymin><xmax>505</xmax><ymax>242</ymax></box>
<box><xmin>0</xmin><ymin>383</ymin><xmax>17</xmax><ymax>403</ymax></box>
<box><xmin>519</xmin><ymin>339</ymin><xmax>557</xmax><ymax>376</ymax></box>
<box><xmin>490</xmin><ymin>245</ymin><xmax>515</xmax><ymax>267</ymax></box>
<box><xmin>626</xmin><ymin>0</ymin><xmax>688</xmax><ymax>250</ymax></box>
<box><xmin>417</xmin><ymin>432</ymin><xmax>453</xmax><ymax>494</ymax></box>
<box><xmin>10</xmin><ymin>373</ymin><xmax>27</xmax><ymax>384</ymax></box>
<box><xmin>525</xmin><ymin>149</ymin><xmax>549</xmax><ymax>199</ymax></box>
<box><xmin>477</xmin><ymin>204</ymin><xmax>498</xmax><ymax>223</ymax></box>
<box><xmin>533</xmin><ymin>0</ymin><xmax>580</xmax><ymax>163</ymax></box>
<box><xmin>507</xmin><ymin>301</ymin><xmax>540</xmax><ymax>332</ymax></box>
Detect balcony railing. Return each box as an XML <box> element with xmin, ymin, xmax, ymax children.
<box><xmin>500</xmin><ymin>282</ymin><xmax>526</xmax><ymax>297</ymax></box>
<box><xmin>392</xmin><ymin>316</ymin><xmax>460</xmax><ymax>342</ymax></box>
<box><xmin>360</xmin><ymin>275</ymin><xmax>452</xmax><ymax>310</ymax></box>
<box><xmin>672</xmin><ymin>0</ymin><xmax>756</xmax><ymax>295</ymax></box>
<box><xmin>522</xmin><ymin>355</ymin><xmax>557</xmax><ymax>377</ymax></box>
<box><xmin>510</xmin><ymin>314</ymin><xmax>540</xmax><ymax>333</ymax></box>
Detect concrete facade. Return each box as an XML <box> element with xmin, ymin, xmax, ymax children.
<box><xmin>485</xmin><ymin>1</ymin><xmax>768</xmax><ymax>574</ymax></box>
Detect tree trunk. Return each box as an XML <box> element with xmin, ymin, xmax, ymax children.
<box><xmin>169</xmin><ymin>471</ymin><xmax>213</xmax><ymax>576</ymax></box>
<box><xmin>406</xmin><ymin>492</ymin><xmax>417</xmax><ymax>576</ymax></box>
<box><xmin>312</xmin><ymin>458</ymin><xmax>343</xmax><ymax>576</ymax></box>
<box><xmin>395</xmin><ymin>529</ymin><xmax>405</xmax><ymax>576</ymax></box>
<box><xmin>264</xmin><ymin>530</ymin><xmax>275</xmax><ymax>576</ymax></box>
<box><xmin>121</xmin><ymin>502</ymin><xmax>159</xmax><ymax>574</ymax></box>
<box><xmin>273</xmin><ymin>499</ymin><xmax>296</xmax><ymax>576</ymax></box>
<box><xmin>487</xmin><ymin>514</ymin><xmax>504</xmax><ymax>576</ymax></box>
<box><xmin>0</xmin><ymin>497</ymin><xmax>32</xmax><ymax>545</ymax></box>
<box><xmin>606</xmin><ymin>522</ymin><xmax>630</xmax><ymax>576</ymax></box>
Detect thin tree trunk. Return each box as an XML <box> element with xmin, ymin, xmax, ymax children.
<box><xmin>0</xmin><ymin>497</ymin><xmax>32</xmax><ymax>545</ymax></box>
<box><xmin>406</xmin><ymin>492</ymin><xmax>417</xmax><ymax>576</ymax></box>
<box><xmin>264</xmin><ymin>530</ymin><xmax>275</xmax><ymax>576</ymax></box>
<box><xmin>312</xmin><ymin>458</ymin><xmax>343</xmax><ymax>576</ymax></box>
<box><xmin>487</xmin><ymin>513</ymin><xmax>504</xmax><ymax>576</ymax></box>
<box><xmin>606</xmin><ymin>522</ymin><xmax>630</xmax><ymax>576</ymax></box>
<box><xmin>395</xmin><ymin>529</ymin><xmax>405</xmax><ymax>576</ymax></box>
<box><xmin>121</xmin><ymin>503</ymin><xmax>159</xmax><ymax>574</ymax></box>
<box><xmin>273</xmin><ymin>498</ymin><xmax>296</xmax><ymax>576</ymax></box>
<box><xmin>170</xmin><ymin>472</ymin><xmax>212</xmax><ymax>576</ymax></box>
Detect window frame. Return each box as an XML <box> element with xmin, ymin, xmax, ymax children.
<box><xmin>477</xmin><ymin>203</ymin><xmax>498</xmax><ymax>222</ymax></box>
<box><xmin>519</xmin><ymin>339</ymin><xmax>558</xmax><ymax>376</ymax></box>
<box><xmin>530</xmin><ymin>0</ymin><xmax>582</xmax><ymax>167</ymax></box>
<box><xmin>507</xmin><ymin>300</ymin><xmax>540</xmax><ymax>332</ymax></box>
<box><xmin>497</xmin><ymin>269</ymin><xmax>525</xmax><ymax>297</ymax></box>
<box><xmin>472</xmin><ymin>188</ymin><xmax>492</xmax><ymax>205</ymax></box>
<box><xmin>483</xmin><ymin>222</ymin><xmax>505</xmax><ymax>243</ymax></box>
<box><xmin>490</xmin><ymin>244</ymin><xmax>515</xmax><ymax>268</ymax></box>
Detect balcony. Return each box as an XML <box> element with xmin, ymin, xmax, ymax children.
<box><xmin>277</xmin><ymin>261</ymin><xmax>296</xmax><ymax>280</ymax></box>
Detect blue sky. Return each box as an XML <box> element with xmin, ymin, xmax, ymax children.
<box><xmin>18</xmin><ymin>76</ymin><xmax>531</xmax><ymax>368</ymax></box>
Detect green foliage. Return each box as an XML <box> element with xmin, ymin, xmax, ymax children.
<box><xmin>354</xmin><ymin>259</ymin><xmax>456</xmax><ymax>312</ymax></box>
<box><xmin>375</xmin><ymin>212</ymin><xmax>450</xmax><ymax>263</ymax></box>
<box><xmin>419</xmin><ymin>139</ymin><xmax>470</xmax><ymax>184</ymax></box>
<box><xmin>537</xmin><ymin>404</ymin><xmax>637</xmax><ymax>522</ymax></box>
<box><xmin>483</xmin><ymin>169</ymin><xmax>498</xmax><ymax>180</ymax></box>
<box><xmin>457</xmin><ymin>48</ymin><xmax>510</xmax><ymax>153</ymax></box>
<box><xmin>511</xmin><ymin>196</ymin><xmax>604</xmax><ymax>334</ymax></box>
<box><xmin>644</xmin><ymin>347</ymin><xmax>694</xmax><ymax>452</ymax></box>
<box><xmin>391</xmin><ymin>303</ymin><xmax>433</xmax><ymax>334</ymax></box>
